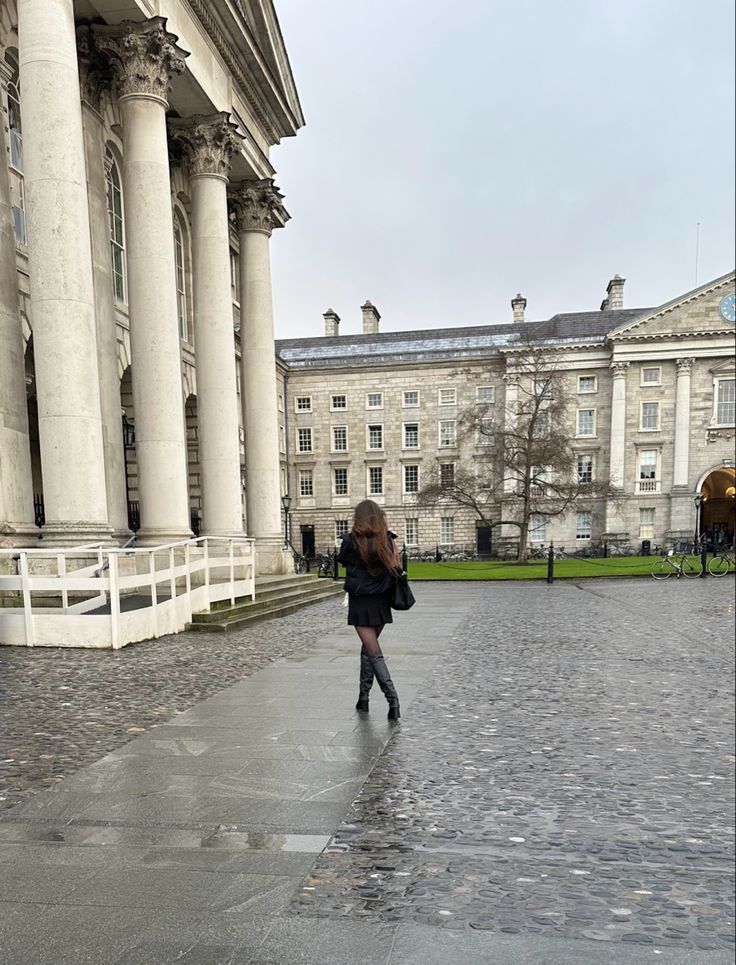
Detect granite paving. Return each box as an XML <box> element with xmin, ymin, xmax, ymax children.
<box><xmin>0</xmin><ymin>599</ymin><xmax>344</xmax><ymax>812</ymax></box>
<box><xmin>291</xmin><ymin>579</ymin><xmax>736</xmax><ymax>954</ymax></box>
<box><xmin>0</xmin><ymin>578</ymin><xmax>733</xmax><ymax>964</ymax></box>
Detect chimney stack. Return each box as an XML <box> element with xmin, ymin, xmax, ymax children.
<box><xmin>323</xmin><ymin>308</ymin><xmax>340</xmax><ymax>336</ymax></box>
<box><xmin>361</xmin><ymin>299</ymin><xmax>380</xmax><ymax>335</ymax></box>
<box><xmin>601</xmin><ymin>274</ymin><xmax>625</xmax><ymax>311</ymax></box>
<box><xmin>511</xmin><ymin>293</ymin><xmax>527</xmax><ymax>323</ymax></box>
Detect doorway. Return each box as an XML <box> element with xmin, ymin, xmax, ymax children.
<box><xmin>301</xmin><ymin>524</ymin><xmax>315</xmax><ymax>558</ymax></box>
<box><xmin>476</xmin><ymin>525</ymin><xmax>492</xmax><ymax>557</ymax></box>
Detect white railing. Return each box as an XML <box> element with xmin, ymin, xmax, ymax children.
<box><xmin>0</xmin><ymin>537</ymin><xmax>255</xmax><ymax>650</ymax></box>
<box><xmin>636</xmin><ymin>479</ymin><xmax>661</xmax><ymax>494</ymax></box>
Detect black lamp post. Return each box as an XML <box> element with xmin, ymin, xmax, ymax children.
<box><xmin>693</xmin><ymin>493</ymin><xmax>702</xmax><ymax>547</ymax></box>
<box><xmin>281</xmin><ymin>493</ymin><xmax>292</xmax><ymax>547</ymax></box>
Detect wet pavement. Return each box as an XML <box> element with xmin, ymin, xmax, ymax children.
<box><xmin>0</xmin><ymin>579</ymin><xmax>733</xmax><ymax>964</ymax></box>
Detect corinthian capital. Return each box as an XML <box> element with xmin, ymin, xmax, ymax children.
<box><xmin>610</xmin><ymin>361</ymin><xmax>630</xmax><ymax>377</ymax></box>
<box><xmin>169</xmin><ymin>113</ymin><xmax>243</xmax><ymax>179</ymax></box>
<box><xmin>229</xmin><ymin>179</ymin><xmax>289</xmax><ymax>236</ymax></box>
<box><xmin>76</xmin><ymin>26</ymin><xmax>115</xmax><ymax>112</ymax></box>
<box><xmin>91</xmin><ymin>17</ymin><xmax>189</xmax><ymax>105</ymax></box>
<box><xmin>676</xmin><ymin>357</ymin><xmax>696</xmax><ymax>373</ymax></box>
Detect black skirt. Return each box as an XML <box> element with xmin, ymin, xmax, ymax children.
<box><xmin>348</xmin><ymin>591</ymin><xmax>393</xmax><ymax>627</ymax></box>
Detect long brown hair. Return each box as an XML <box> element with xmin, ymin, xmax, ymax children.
<box><xmin>352</xmin><ymin>500</ymin><xmax>396</xmax><ymax>574</ymax></box>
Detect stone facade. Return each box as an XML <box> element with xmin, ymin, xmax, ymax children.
<box><xmin>276</xmin><ymin>274</ymin><xmax>736</xmax><ymax>556</ymax></box>
<box><xmin>0</xmin><ymin>0</ymin><xmax>303</xmax><ymax>574</ymax></box>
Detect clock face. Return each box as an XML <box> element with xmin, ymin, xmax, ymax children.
<box><xmin>720</xmin><ymin>292</ymin><xmax>736</xmax><ymax>322</ymax></box>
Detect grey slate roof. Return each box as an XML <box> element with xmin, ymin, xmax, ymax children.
<box><xmin>275</xmin><ymin>307</ymin><xmax>649</xmax><ymax>369</ymax></box>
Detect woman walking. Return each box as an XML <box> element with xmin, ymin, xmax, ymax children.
<box><xmin>338</xmin><ymin>499</ymin><xmax>402</xmax><ymax>720</ymax></box>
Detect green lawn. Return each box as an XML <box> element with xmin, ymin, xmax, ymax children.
<box><xmin>401</xmin><ymin>556</ymin><xmax>700</xmax><ymax>581</ymax></box>
<box><xmin>331</xmin><ymin>555</ymin><xmax>716</xmax><ymax>582</ymax></box>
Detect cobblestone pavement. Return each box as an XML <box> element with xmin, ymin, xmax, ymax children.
<box><xmin>292</xmin><ymin>579</ymin><xmax>736</xmax><ymax>953</ymax></box>
<box><xmin>0</xmin><ymin>599</ymin><xmax>345</xmax><ymax>812</ymax></box>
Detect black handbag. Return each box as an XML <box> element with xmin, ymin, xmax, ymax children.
<box><xmin>391</xmin><ymin>572</ymin><xmax>416</xmax><ymax>611</ymax></box>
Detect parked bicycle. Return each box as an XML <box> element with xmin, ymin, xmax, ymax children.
<box><xmin>707</xmin><ymin>550</ymin><xmax>736</xmax><ymax>577</ymax></box>
<box><xmin>315</xmin><ymin>551</ymin><xmax>334</xmax><ymax>578</ymax></box>
<box><xmin>651</xmin><ymin>550</ymin><xmax>703</xmax><ymax>580</ymax></box>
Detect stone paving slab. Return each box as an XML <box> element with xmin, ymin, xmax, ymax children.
<box><xmin>0</xmin><ymin>580</ymin><xmax>733</xmax><ymax>965</ymax></box>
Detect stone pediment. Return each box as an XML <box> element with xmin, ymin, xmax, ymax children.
<box><xmin>609</xmin><ymin>271</ymin><xmax>735</xmax><ymax>342</ymax></box>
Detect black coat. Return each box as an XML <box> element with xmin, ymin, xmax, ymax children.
<box><xmin>338</xmin><ymin>532</ymin><xmax>396</xmax><ymax>596</ymax></box>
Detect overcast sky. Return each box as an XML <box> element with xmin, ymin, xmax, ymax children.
<box><xmin>269</xmin><ymin>0</ymin><xmax>735</xmax><ymax>340</ymax></box>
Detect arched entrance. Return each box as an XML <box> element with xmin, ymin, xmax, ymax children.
<box><xmin>698</xmin><ymin>466</ymin><xmax>736</xmax><ymax>549</ymax></box>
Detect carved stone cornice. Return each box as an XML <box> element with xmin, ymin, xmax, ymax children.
<box><xmin>610</xmin><ymin>361</ymin><xmax>630</xmax><ymax>377</ymax></box>
<box><xmin>676</xmin><ymin>357</ymin><xmax>696</xmax><ymax>373</ymax></box>
<box><xmin>229</xmin><ymin>179</ymin><xmax>288</xmax><ymax>236</ymax></box>
<box><xmin>76</xmin><ymin>26</ymin><xmax>115</xmax><ymax>113</ymax></box>
<box><xmin>91</xmin><ymin>17</ymin><xmax>189</xmax><ymax>106</ymax></box>
<box><xmin>168</xmin><ymin>113</ymin><xmax>243</xmax><ymax>180</ymax></box>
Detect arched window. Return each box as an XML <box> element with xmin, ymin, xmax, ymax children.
<box><xmin>105</xmin><ymin>148</ymin><xmax>126</xmax><ymax>302</ymax></box>
<box><xmin>173</xmin><ymin>213</ymin><xmax>189</xmax><ymax>342</ymax></box>
<box><xmin>4</xmin><ymin>48</ymin><xmax>26</xmax><ymax>244</ymax></box>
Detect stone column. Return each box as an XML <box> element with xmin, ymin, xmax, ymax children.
<box><xmin>17</xmin><ymin>0</ymin><xmax>111</xmax><ymax>544</ymax></box>
<box><xmin>232</xmin><ymin>179</ymin><xmax>291</xmax><ymax>573</ymax></box>
<box><xmin>673</xmin><ymin>358</ymin><xmax>695</xmax><ymax>488</ymax></box>
<box><xmin>169</xmin><ymin>113</ymin><xmax>244</xmax><ymax>536</ymax></box>
<box><xmin>93</xmin><ymin>19</ymin><xmax>191</xmax><ymax>544</ymax></box>
<box><xmin>0</xmin><ymin>60</ymin><xmax>36</xmax><ymax>546</ymax></box>
<box><xmin>609</xmin><ymin>361</ymin><xmax>629</xmax><ymax>489</ymax></box>
<box><xmin>605</xmin><ymin>361</ymin><xmax>629</xmax><ymax>536</ymax></box>
<box><xmin>76</xmin><ymin>30</ymin><xmax>129</xmax><ymax>538</ymax></box>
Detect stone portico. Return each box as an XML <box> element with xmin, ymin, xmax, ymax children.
<box><xmin>0</xmin><ymin>0</ymin><xmax>303</xmax><ymax>574</ymax></box>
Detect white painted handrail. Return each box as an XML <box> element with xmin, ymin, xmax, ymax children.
<box><xmin>0</xmin><ymin>536</ymin><xmax>256</xmax><ymax>650</ymax></box>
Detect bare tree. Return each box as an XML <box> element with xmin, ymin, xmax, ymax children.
<box><xmin>418</xmin><ymin>337</ymin><xmax>616</xmax><ymax>562</ymax></box>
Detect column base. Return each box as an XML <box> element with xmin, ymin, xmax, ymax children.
<box><xmin>0</xmin><ymin>522</ymin><xmax>41</xmax><ymax>549</ymax></box>
<box><xmin>134</xmin><ymin>527</ymin><xmax>193</xmax><ymax>547</ymax></box>
<box><xmin>39</xmin><ymin>521</ymin><xmax>115</xmax><ymax>547</ymax></box>
<box><xmin>254</xmin><ymin>538</ymin><xmax>293</xmax><ymax>575</ymax></box>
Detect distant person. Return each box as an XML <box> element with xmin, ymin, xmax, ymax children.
<box><xmin>338</xmin><ymin>499</ymin><xmax>403</xmax><ymax>720</ymax></box>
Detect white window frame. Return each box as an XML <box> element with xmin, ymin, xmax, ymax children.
<box><xmin>298</xmin><ymin>469</ymin><xmax>314</xmax><ymax>498</ymax></box>
<box><xmin>575</xmin><ymin>511</ymin><xmax>592</xmax><ymax>540</ymax></box>
<box><xmin>714</xmin><ymin>377</ymin><xmax>735</xmax><ymax>427</ymax></box>
<box><xmin>576</xmin><ymin>408</ymin><xmax>596</xmax><ymax>437</ymax></box>
<box><xmin>639</xmin><ymin>508</ymin><xmax>655</xmax><ymax>540</ymax></box>
<box><xmin>476</xmin><ymin>385</ymin><xmax>495</xmax><ymax>403</ymax></box>
<box><xmin>403</xmin><ymin>422</ymin><xmax>420</xmax><ymax>449</ymax></box>
<box><xmin>402</xmin><ymin>390</ymin><xmax>420</xmax><ymax>408</ymax></box>
<box><xmin>368</xmin><ymin>465</ymin><xmax>383</xmax><ymax>495</ymax></box>
<box><xmin>438</xmin><ymin>420</ymin><xmax>457</xmax><ymax>448</ymax></box>
<box><xmin>295</xmin><ymin>396</ymin><xmax>312</xmax><ymax>413</ymax></box>
<box><xmin>173</xmin><ymin>213</ymin><xmax>189</xmax><ymax>342</ymax></box>
<box><xmin>277</xmin><ymin>393</ymin><xmax>285</xmax><ymax>413</ymax></box>
<box><xmin>279</xmin><ymin>425</ymin><xmax>286</xmax><ymax>454</ymax></box>
<box><xmin>366</xmin><ymin>424</ymin><xmax>384</xmax><ymax>450</ymax></box>
<box><xmin>529</xmin><ymin>513</ymin><xmax>547</xmax><ymax>544</ymax></box>
<box><xmin>333</xmin><ymin>467</ymin><xmax>348</xmax><ymax>496</ymax></box>
<box><xmin>640</xmin><ymin>401</ymin><xmax>661</xmax><ymax>431</ymax></box>
<box><xmin>335</xmin><ymin>519</ymin><xmax>349</xmax><ymax>539</ymax></box>
<box><xmin>439</xmin><ymin>462</ymin><xmax>455</xmax><ymax>488</ymax></box>
<box><xmin>577</xmin><ymin>453</ymin><xmax>594</xmax><ymax>484</ymax></box>
<box><xmin>331</xmin><ymin>425</ymin><xmax>348</xmax><ymax>453</ymax></box>
<box><xmin>330</xmin><ymin>394</ymin><xmax>347</xmax><ymax>411</ymax></box>
<box><xmin>438</xmin><ymin>387</ymin><xmax>457</xmax><ymax>406</ymax></box>
<box><xmin>403</xmin><ymin>464</ymin><xmax>419</xmax><ymax>494</ymax></box>
<box><xmin>640</xmin><ymin>366</ymin><xmax>662</xmax><ymax>386</ymax></box>
<box><xmin>405</xmin><ymin>517</ymin><xmax>419</xmax><ymax>546</ymax></box>
<box><xmin>366</xmin><ymin>392</ymin><xmax>383</xmax><ymax>410</ymax></box>
<box><xmin>637</xmin><ymin>448</ymin><xmax>660</xmax><ymax>494</ymax></box>
<box><xmin>5</xmin><ymin>50</ymin><xmax>27</xmax><ymax>246</ymax></box>
<box><xmin>440</xmin><ymin>516</ymin><xmax>454</xmax><ymax>545</ymax></box>
<box><xmin>577</xmin><ymin>375</ymin><xmax>597</xmax><ymax>394</ymax></box>
<box><xmin>105</xmin><ymin>149</ymin><xmax>127</xmax><ymax>304</ymax></box>
<box><xmin>297</xmin><ymin>427</ymin><xmax>313</xmax><ymax>453</ymax></box>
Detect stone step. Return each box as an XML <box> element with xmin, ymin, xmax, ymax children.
<box><xmin>187</xmin><ymin>581</ymin><xmax>344</xmax><ymax>632</ymax></box>
<box><xmin>195</xmin><ymin>580</ymin><xmax>342</xmax><ymax>622</ymax></box>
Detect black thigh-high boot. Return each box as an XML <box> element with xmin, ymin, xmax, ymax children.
<box><xmin>356</xmin><ymin>647</ymin><xmax>374</xmax><ymax>712</ymax></box>
<box><xmin>368</xmin><ymin>655</ymin><xmax>401</xmax><ymax>720</ymax></box>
